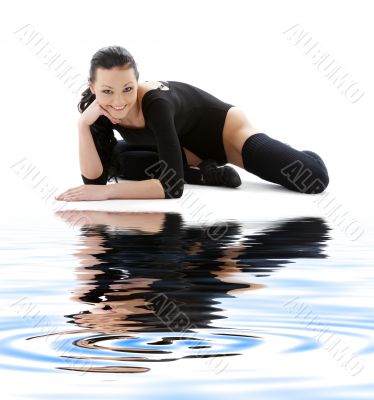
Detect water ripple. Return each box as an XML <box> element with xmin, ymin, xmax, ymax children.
<box><xmin>1</xmin><ymin>213</ymin><xmax>373</xmax><ymax>398</ymax></box>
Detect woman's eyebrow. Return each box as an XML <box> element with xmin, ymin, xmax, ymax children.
<box><xmin>101</xmin><ymin>82</ymin><xmax>133</xmax><ymax>88</ymax></box>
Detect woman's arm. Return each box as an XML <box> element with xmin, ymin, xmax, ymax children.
<box><xmin>106</xmin><ymin>179</ymin><xmax>165</xmax><ymax>199</ymax></box>
<box><xmin>55</xmin><ymin>178</ymin><xmax>166</xmax><ymax>201</ymax></box>
<box><xmin>56</xmin><ymin>97</ymin><xmax>185</xmax><ymax>202</ymax></box>
<box><xmin>145</xmin><ymin>98</ymin><xmax>185</xmax><ymax>199</ymax></box>
<box><xmin>79</xmin><ymin>120</ymin><xmax>107</xmax><ymax>183</ymax></box>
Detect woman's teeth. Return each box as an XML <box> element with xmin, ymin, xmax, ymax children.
<box><xmin>111</xmin><ymin>105</ymin><xmax>126</xmax><ymax>111</ymax></box>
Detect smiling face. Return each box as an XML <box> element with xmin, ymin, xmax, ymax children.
<box><xmin>88</xmin><ymin>66</ymin><xmax>139</xmax><ymax>121</ymax></box>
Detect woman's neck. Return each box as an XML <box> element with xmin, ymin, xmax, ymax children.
<box><xmin>118</xmin><ymin>97</ymin><xmax>142</xmax><ymax>128</ymax></box>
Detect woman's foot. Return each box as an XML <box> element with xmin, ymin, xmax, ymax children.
<box><xmin>197</xmin><ymin>159</ymin><xmax>242</xmax><ymax>188</ymax></box>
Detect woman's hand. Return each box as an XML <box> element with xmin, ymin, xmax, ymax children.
<box><xmin>55</xmin><ymin>184</ymin><xmax>110</xmax><ymax>202</ymax></box>
<box><xmin>78</xmin><ymin>98</ymin><xmax>122</xmax><ymax>126</ymax></box>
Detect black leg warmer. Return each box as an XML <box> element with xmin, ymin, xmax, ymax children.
<box><xmin>241</xmin><ymin>133</ymin><xmax>329</xmax><ymax>194</ymax></box>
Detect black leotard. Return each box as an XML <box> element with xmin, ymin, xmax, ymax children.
<box><xmin>113</xmin><ymin>80</ymin><xmax>235</xmax><ymax>199</ymax></box>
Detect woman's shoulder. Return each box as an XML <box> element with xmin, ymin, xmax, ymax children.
<box><xmin>138</xmin><ymin>80</ymin><xmax>170</xmax><ymax>99</ymax></box>
<box><xmin>138</xmin><ymin>81</ymin><xmax>174</xmax><ymax>115</ymax></box>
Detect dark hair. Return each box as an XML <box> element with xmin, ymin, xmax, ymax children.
<box><xmin>77</xmin><ymin>46</ymin><xmax>140</xmax><ymax>181</ymax></box>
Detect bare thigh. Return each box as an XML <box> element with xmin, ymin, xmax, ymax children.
<box><xmin>182</xmin><ymin>147</ymin><xmax>203</xmax><ymax>167</ymax></box>
<box><xmin>222</xmin><ymin>107</ymin><xmax>261</xmax><ymax>168</ymax></box>
<box><xmin>183</xmin><ymin>106</ymin><xmax>260</xmax><ymax>168</ymax></box>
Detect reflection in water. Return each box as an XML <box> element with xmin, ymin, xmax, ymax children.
<box><xmin>31</xmin><ymin>211</ymin><xmax>331</xmax><ymax>373</ymax></box>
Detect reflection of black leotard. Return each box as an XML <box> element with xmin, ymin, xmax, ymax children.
<box><xmin>113</xmin><ymin>81</ymin><xmax>235</xmax><ymax>198</ymax></box>
<box><xmin>70</xmin><ymin>215</ymin><xmax>330</xmax><ymax>333</ymax></box>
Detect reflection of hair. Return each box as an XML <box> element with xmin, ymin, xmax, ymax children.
<box><xmin>76</xmin><ymin>46</ymin><xmax>140</xmax><ymax>181</ymax></box>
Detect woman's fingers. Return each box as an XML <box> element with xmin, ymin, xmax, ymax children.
<box><xmin>55</xmin><ymin>184</ymin><xmax>107</xmax><ymax>202</ymax></box>
<box><xmin>56</xmin><ymin>193</ymin><xmax>80</xmax><ymax>201</ymax></box>
<box><xmin>56</xmin><ymin>185</ymin><xmax>83</xmax><ymax>200</ymax></box>
<box><xmin>65</xmin><ymin>190</ymin><xmax>82</xmax><ymax>197</ymax></box>
<box><xmin>59</xmin><ymin>190</ymin><xmax>76</xmax><ymax>197</ymax></box>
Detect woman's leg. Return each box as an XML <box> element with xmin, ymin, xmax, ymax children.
<box><xmin>223</xmin><ymin>130</ymin><xmax>329</xmax><ymax>194</ymax></box>
<box><xmin>182</xmin><ymin>146</ymin><xmax>241</xmax><ymax>188</ymax></box>
<box><xmin>111</xmin><ymin>141</ymin><xmax>242</xmax><ymax>188</ymax></box>
<box><xmin>182</xmin><ymin>147</ymin><xmax>203</xmax><ymax>166</ymax></box>
<box><xmin>110</xmin><ymin>141</ymin><xmax>205</xmax><ymax>184</ymax></box>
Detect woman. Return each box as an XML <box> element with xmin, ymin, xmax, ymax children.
<box><xmin>56</xmin><ymin>46</ymin><xmax>329</xmax><ymax>201</ymax></box>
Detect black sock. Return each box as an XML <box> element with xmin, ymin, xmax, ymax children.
<box><xmin>241</xmin><ymin>133</ymin><xmax>329</xmax><ymax>193</ymax></box>
<box><xmin>183</xmin><ymin>166</ymin><xmax>204</xmax><ymax>184</ymax></box>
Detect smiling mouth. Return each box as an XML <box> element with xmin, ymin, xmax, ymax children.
<box><xmin>111</xmin><ymin>105</ymin><xmax>126</xmax><ymax>111</ymax></box>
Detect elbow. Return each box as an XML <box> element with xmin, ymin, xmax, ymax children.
<box><xmin>146</xmin><ymin>159</ymin><xmax>185</xmax><ymax>199</ymax></box>
<box><xmin>81</xmin><ymin>170</ymin><xmax>108</xmax><ymax>185</ymax></box>
<box><xmin>169</xmin><ymin>186</ymin><xmax>184</xmax><ymax>199</ymax></box>
<box><xmin>304</xmin><ymin>171</ymin><xmax>329</xmax><ymax>194</ymax></box>
<box><xmin>160</xmin><ymin>179</ymin><xmax>185</xmax><ymax>199</ymax></box>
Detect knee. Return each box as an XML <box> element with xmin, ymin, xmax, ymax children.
<box><xmin>117</xmin><ymin>150</ymin><xmax>160</xmax><ymax>181</ymax></box>
<box><xmin>305</xmin><ymin>169</ymin><xmax>329</xmax><ymax>194</ymax></box>
<box><xmin>301</xmin><ymin>150</ymin><xmax>329</xmax><ymax>194</ymax></box>
<box><xmin>281</xmin><ymin>150</ymin><xmax>329</xmax><ymax>194</ymax></box>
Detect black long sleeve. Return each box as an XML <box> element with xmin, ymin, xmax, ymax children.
<box><xmin>144</xmin><ymin>98</ymin><xmax>185</xmax><ymax>199</ymax></box>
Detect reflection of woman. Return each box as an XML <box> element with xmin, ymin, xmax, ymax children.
<box><xmin>56</xmin><ymin>46</ymin><xmax>329</xmax><ymax>201</ymax></box>
<box><xmin>59</xmin><ymin>211</ymin><xmax>330</xmax><ymax>334</ymax></box>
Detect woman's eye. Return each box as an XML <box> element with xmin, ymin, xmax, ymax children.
<box><xmin>102</xmin><ymin>88</ymin><xmax>132</xmax><ymax>94</ymax></box>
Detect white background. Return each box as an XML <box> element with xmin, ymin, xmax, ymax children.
<box><xmin>1</xmin><ymin>0</ymin><xmax>373</xmax><ymax>220</ymax></box>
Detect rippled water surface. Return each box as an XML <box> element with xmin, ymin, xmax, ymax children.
<box><xmin>1</xmin><ymin>210</ymin><xmax>373</xmax><ymax>399</ymax></box>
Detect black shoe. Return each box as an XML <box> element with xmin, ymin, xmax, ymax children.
<box><xmin>198</xmin><ymin>159</ymin><xmax>242</xmax><ymax>188</ymax></box>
